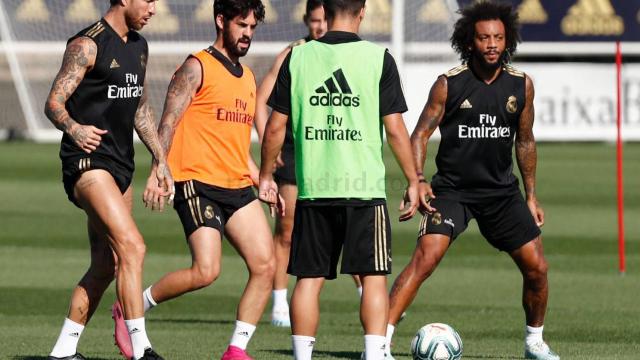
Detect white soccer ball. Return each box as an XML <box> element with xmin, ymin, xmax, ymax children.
<box><xmin>410</xmin><ymin>323</ymin><xmax>463</xmax><ymax>360</ymax></box>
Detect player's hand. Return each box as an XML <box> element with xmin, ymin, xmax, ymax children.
<box><xmin>418</xmin><ymin>181</ymin><xmax>436</xmax><ymax>214</ymax></box>
<box><xmin>143</xmin><ymin>163</ymin><xmax>173</xmax><ymax>212</ymax></box>
<box><xmin>68</xmin><ymin>123</ymin><xmax>108</xmax><ymax>153</ymax></box>
<box><xmin>399</xmin><ymin>182</ymin><xmax>419</xmax><ymax>221</ymax></box>
<box><xmin>258</xmin><ymin>175</ymin><xmax>280</xmax><ymax>217</ymax></box>
<box><xmin>527</xmin><ymin>197</ymin><xmax>544</xmax><ymax>227</ymax></box>
<box><xmin>156</xmin><ymin>162</ymin><xmax>175</xmax><ymax>205</ymax></box>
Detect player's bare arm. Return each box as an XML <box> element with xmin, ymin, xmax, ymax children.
<box><xmin>258</xmin><ymin>110</ymin><xmax>288</xmax><ymax>207</ymax></box>
<box><xmin>255</xmin><ymin>47</ymin><xmax>291</xmax><ymax>142</ymax></box>
<box><xmin>135</xmin><ymin>80</ymin><xmax>174</xmax><ymax>211</ymax></box>
<box><xmin>411</xmin><ymin>75</ymin><xmax>447</xmax><ymax>212</ymax></box>
<box><xmin>516</xmin><ymin>74</ymin><xmax>544</xmax><ymax>226</ymax></box>
<box><xmin>143</xmin><ymin>57</ymin><xmax>201</xmax><ymax>208</ymax></box>
<box><xmin>44</xmin><ymin>37</ymin><xmax>106</xmax><ymax>153</ymax></box>
<box><xmin>383</xmin><ymin>113</ymin><xmax>419</xmax><ymax>221</ymax></box>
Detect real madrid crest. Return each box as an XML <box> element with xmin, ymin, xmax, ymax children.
<box><xmin>204</xmin><ymin>205</ymin><xmax>214</xmax><ymax>220</ymax></box>
<box><xmin>431</xmin><ymin>212</ymin><xmax>442</xmax><ymax>226</ymax></box>
<box><xmin>506</xmin><ymin>95</ymin><xmax>517</xmax><ymax>114</ymax></box>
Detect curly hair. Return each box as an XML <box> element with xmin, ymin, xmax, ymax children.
<box><xmin>450</xmin><ymin>0</ymin><xmax>521</xmax><ymax>64</ymax></box>
<box><xmin>213</xmin><ymin>0</ymin><xmax>266</xmax><ymax>31</ymax></box>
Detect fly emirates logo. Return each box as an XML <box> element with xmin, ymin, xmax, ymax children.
<box><xmin>459</xmin><ymin>114</ymin><xmax>511</xmax><ymax>139</ymax></box>
<box><xmin>108</xmin><ymin>73</ymin><xmax>143</xmax><ymax>99</ymax></box>
<box><xmin>216</xmin><ymin>98</ymin><xmax>254</xmax><ymax>125</ymax></box>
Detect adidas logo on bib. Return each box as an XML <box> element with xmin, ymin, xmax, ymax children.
<box><xmin>309</xmin><ymin>69</ymin><xmax>360</xmax><ymax>107</ymax></box>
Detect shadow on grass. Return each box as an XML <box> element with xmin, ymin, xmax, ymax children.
<box><xmin>12</xmin><ymin>357</ymin><xmax>113</xmax><ymax>360</ymax></box>
<box><xmin>263</xmin><ymin>349</ymin><xmax>362</xmax><ymax>359</ymax></box>
<box><xmin>464</xmin><ymin>355</ymin><xmax>523</xmax><ymax>359</ymax></box>
<box><xmin>147</xmin><ymin>317</ymin><xmax>235</xmax><ymax>325</ymax></box>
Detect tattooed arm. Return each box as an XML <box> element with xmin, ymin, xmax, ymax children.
<box><xmin>136</xmin><ymin>79</ymin><xmax>174</xmax><ymax>211</ymax></box>
<box><xmin>516</xmin><ymin>75</ymin><xmax>544</xmax><ymax>226</ymax></box>
<box><xmin>411</xmin><ymin>75</ymin><xmax>447</xmax><ymax>212</ymax></box>
<box><xmin>44</xmin><ymin>37</ymin><xmax>106</xmax><ymax>153</ymax></box>
<box><xmin>143</xmin><ymin>56</ymin><xmax>201</xmax><ymax>210</ymax></box>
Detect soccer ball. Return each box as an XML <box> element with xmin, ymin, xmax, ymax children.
<box><xmin>410</xmin><ymin>323</ymin><xmax>463</xmax><ymax>360</ymax></box>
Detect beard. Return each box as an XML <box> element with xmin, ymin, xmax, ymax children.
<box><xmin>223</xmin><ymin>30</ymin><xmax>251</xmax><ymax>58</ymax></box>
<box><xmin>472</xmin><ymin>48</ymin><xmax>504</xmax><ymax>70</ymax></box>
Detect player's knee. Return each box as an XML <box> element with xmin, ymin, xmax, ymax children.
<box><xmin>192</xmin><ymin>263</ymin><xmax>220</xmax><ymax>288</ymax></box>
<box><xmin>524</xmin><ymin>258</ymin><xmax>548</xmax><ymax>285</ymax></box>
<box><xmin>249</xmin><ymin>256</ymin><xmax>276</xmax><ymax>280</ymax></box>
<box><xmin>274</xmin><ymin>232</ymin><xmax>293</xmax><ymax>248</ymax></box>
<box><xmin>115</xmin><ymin>234</ymin><xmax>146</xmax><ymax>267</ymax></box>
<box><xmin>413</xmin><ymin>251</ymin><xmax>441</xmax><ymax>280</ymax></box>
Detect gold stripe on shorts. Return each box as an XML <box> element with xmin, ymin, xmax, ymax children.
<box><xmin>380</xmin><ymin>205</ymin><xmax>388</xmax><ymax>271</ymax></box>
<box><xmin>184</xmin><ymin>182</ymin><xmax>199</xmax><ymax>227</ymax></box>
<box><xmin>374</xmin><ymin>205</ymin><xmax>379</xmax><ymax>271</ymax></box>
<box><xmin>195</xmin><ymin>196</ymin><xmax>204</xmax><ymax>224</ymax></box>
<box><xmin>419</xmin><ymin>214</ymin><xmax>428</xmax><ymax>237</ymax></box>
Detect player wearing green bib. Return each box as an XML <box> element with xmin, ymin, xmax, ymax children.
<box><xmin>259</xmin><ymin>1</ymin><xmax>420</xmax><ymax>359</ymax></box>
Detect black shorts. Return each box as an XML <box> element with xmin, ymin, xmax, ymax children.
<box><xmin>173</xmin><ymin>180</ymin><xmax>257</xmax><ymax>238</ymax></box>
<box><xmin>418</xmin><ymin>193</ymin><xmax>541</xmax><ymax>252</ymax></box>
<box><xmin>288</xmin><ymin>199</ymin><xmax>391</xmax><ymax>280</ymax></box>
<box><xmin>62</xmin><ymin>155</ymin><xmax>132</xmax><ymax>208</ymax></box>
<box><xmin>273</xmin><ymin>146</ymin><xmax>296</xmax><ymax>185</ymax></box>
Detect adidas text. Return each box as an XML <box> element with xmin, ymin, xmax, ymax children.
<box><xmin>310</xmin><ymin>93</ymin><xmax>360</xmax><ymax>107</ymax></box>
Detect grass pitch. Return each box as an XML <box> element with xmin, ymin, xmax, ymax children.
<box><xmin>0</xmin><ymin>142</ymin><xmax>638</xmax><ymax>359</ymax></box>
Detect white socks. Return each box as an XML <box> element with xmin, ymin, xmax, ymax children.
<box><xmin>229</xmin><ymin>320</ymin><xmax>256</xmax><ymax>350</ymax></box>
<box><xmin>364</xmin><ymin>335</ymin><xmax>386</xmax><ymax>360</ymax></box>
<box><xmin>292</xmin><ymin>335</ymin><xmax>315</xmax><ymax>360</ymax></box>
<box><xmin>125</xmin><ymin>317</ymin><xmax>152</xmax><ymax>359</ymax></box>
<box><xmin>526</xmin><ymin>325</ymin><xmax>544</xmax><ymax>346</ymax></box>
<box><xmin>272</xmin><ymin>289</ymin><xmax>289</xmax><ymax>310</ymax></box>
<box><xmin>385</xmin><ymin>324</ymin><xmax>395</xmax><ymax>355</ymax></box>
<box><xmin>143</xmin><ymin>286</ymin><xmax>157</xmax><ymax>313</ymax></box>
<box><xmin>50</xmin><ymin>318</ymin><xmax>85</xmax><ymax>357</ymax></box>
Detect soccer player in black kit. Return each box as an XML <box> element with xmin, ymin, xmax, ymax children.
<box><xmin>43</xmin><ymin>1</ymin><xmax>170</xmax><ymax>359</ymax></box>
<box><xmin>384</xmin><ymin>2</ymin><xmax>559</xmax><ymax>360</ymax></box>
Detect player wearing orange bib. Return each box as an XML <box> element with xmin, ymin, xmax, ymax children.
<box><xmin>111</xmin><ymin>1</ymin><xmax>279</xmax><ymax>359</ymax></box>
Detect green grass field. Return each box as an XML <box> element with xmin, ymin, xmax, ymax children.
<box><xmin>0</xmin><ymin>142</ymin><xmax>638</xmax><ymax>360</ymax></box>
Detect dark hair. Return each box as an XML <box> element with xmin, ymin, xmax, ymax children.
<box><xmin>451</xmin><ymin>0</ymin><xmax>521</xmax><ymax>64</ymax></box>
<box><xmin>323</xmin><ymin>0</ymin><xmax>365</xmax><ymax>20</ymax></box>
<box><xmin>305</xmin><ymin>0</ymin><xmax>324</xmax><ymax>15</ymax></box>
<box><xmin>213</xmin><ymin>0</ymin><xmax>266</xmax><ymax>31</ymax></box>
<box><xmin>109</xmin><ymin>0</ymin><xmax>119</xmax><ymax>6</ymax></box>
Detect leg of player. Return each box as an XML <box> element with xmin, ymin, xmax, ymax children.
<box><xmin>385</xmin><ymin>234</ymin><xmax>450</xmax><ymax>358</ymax></box>
<box><xmin>290</xmin><ymin>277</ymin><xmax>325</xmax><ymax>360</ymax></box>
<box><xmin>142</xmin><ymin>227</ymin><xmax>222</xmax><ymax>305</ymax></box>
<box><xmin>271</xmin><ymin>183</ymin><xmax>297</xmax><ymax>327</ymax></box>
<box><xmin>222</xmin><ymin>200</ymin><xmax>276</xmax><ymax>359</ymax></box>
<box><xmin>360</xmin><ymin>274</ymin><xmax>388</xmax><ymax>360</ymax></box>
<box><xmin>352</xmin><ymin>274</ymin><xmax>363</xmax><ymax>297</ymax></box>
<box><xmin>114</xmin><ymin>227</ymin><xmax>222</xmax><ymax>359</ymax></box>
<box><xmin>48</xmin><ymin>216</ymin><xmax>118</xmax><ymax>359</ymax></box>
<box><xmin>74</xmin><ymin>170</ymin><xmax>160</xmax><ymax>360</ymax></box>
<box><xmin>510</xmin><ymin>237</ymin><xmax>559</xmax><ymax>360</ymax></box>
